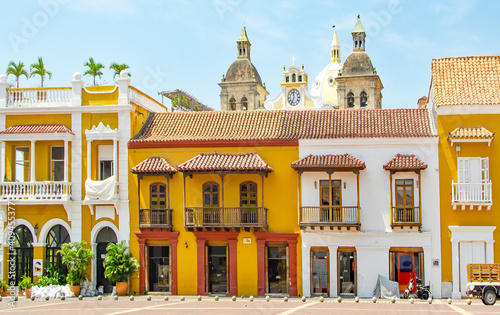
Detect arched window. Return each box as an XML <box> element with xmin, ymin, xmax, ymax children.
<box><xmin>240</xmin><ymin>181</ymin><xmax>257</xmax><ymax>207</ymax></box>
<box><xmin>347</xmin><ymin>92</ymin><xmax>355</xmax><ymax>108</ymax></box>
<box><xmin>292</xmin><ymin>73</ymin><xmax>296</xmax><ymax>83</ymax></box>
<box><xmin>150</xmin><ymin>183</ymin><xmax>167</xmax><ymax>209</ymax></box>
<box><xmin>286</xmin><ymin>76</ymin><xmax>289</xmax><ymax>83</ymax></box>
<box><xmin>241</xmin><ymin>97</ymin><xmax>248</xmax><ymax>110</ymax></box>
<box><xmin>203</xmin><ymin>182</ymin><xmax>219</xmax><ymax>207</ymax></box>
<box><xmin>298</xmin><ymin>75</ymin><xmax>302</xmax><ymax>82</ymax></box>
<box><xmin>11</xmin><ymin>225</ymin><xmax>33</xmax><ymax>283</ymax></box>
<box><xmin>229</xmin><ymin>98</ymin><xmax>236</xmax><ymax>111</ymax></box>
<box><xmin>360</xmin><ymin>91</ymin><xmax>368</xmax><ymax>107</ymax></box>
<box><xmin>46</xmin><ymin>224</ymin><xmax>70</xmax><ymax>277</ymax></box>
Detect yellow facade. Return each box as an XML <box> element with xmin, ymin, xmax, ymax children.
<box><xmin>128</xmin><ymin>145</ymin><xmax>302</xmax><ymax>296</ymax></box>
<box><xmin>438</xmin><ymin>113</ymin><xmax>500</xmax><ymax>281</ymax></box>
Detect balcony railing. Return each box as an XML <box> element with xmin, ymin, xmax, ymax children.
<box><xmin>299</xmin><ymin>206</ymin><xmax>359</xmax><ymax>227</ymax></box>
<box><xmin>185</xmin><ymin>207</ymin><xmax>268</xmax><ymax>231</ymax></box>
<box><xmin>452</xmin><ymin>181</ymin><xmax>492</xmax><ymax>204</ymax></box>
<box><xmin>129</xmin><ymin>86</ymin><xmax>165</xmax><ymax>112</ymax></box>
<box><xmin>6</xmin><ymin>87</ymin><xmax>71</xmax><ymax>106</ymax></box>
<box><xmin>139</xmin><ymin>208</ymin><xmax>173</xmax><ymax>229</ymax></box>
<box><xmin>391</xmin><ymin>206</ymin><xmax>420</xmax><ymax>226</ymax></box>
<box><xmin>0</xmin><ymin>181</ymin><xmax>71</xmax><ymax>201</ymax></box>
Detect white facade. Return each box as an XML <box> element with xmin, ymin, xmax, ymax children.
<box><xmin>299</xmin><ymin>138</ymin><xmax>442</xmax><ymax>298</ymax></box>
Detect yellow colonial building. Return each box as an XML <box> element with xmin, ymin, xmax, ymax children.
<box><xmin>0</xmin><ymin>71</ymin><xmax>165</xmax><ymax>293</ymax></box>
<box><xmin>128</xmin><ymin>111</ymin><xmax>302</xmax><ymax>296</ymax></box>
<box><xmin>427</xmin><ymin>56</ymin><xmax>500</xmax><ymax>298</ymax></box>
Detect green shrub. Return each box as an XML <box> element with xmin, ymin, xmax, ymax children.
<box><xmin>104</xmin><ymin>241</ymin><xmax>140</xmax><ymax>283</ymax></box>
<box><xmin>0</xmin><ymin>279</ymin><xmax>8</xmax><ymax>291</ymax></box>
<box><xmin>57</xmin><ymin>241</ymin><xmax>93</xmax><ymax>286</ymax></box>
<box><xmin>18</xmin><ymin>276</ymin><xmax>32</xmax><ymax>291</ymax></box>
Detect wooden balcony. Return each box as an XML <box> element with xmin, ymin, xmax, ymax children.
<box><xmin>139</xmin><ymin>208</ymin><xmax>173</xmax><ymax>230</ymax></box>
<box><xmin>299</xmin><ymin>206</ymin><xmax>360</xmax><ymax>230</ymax></box>
<box><xmin>391</xmin><ymin>206</ymin><xmax>421</xmax><ymax>229</ymax></box>
<box><xmin>452</xmin><ymin>181</ymin><xmax>492</xmax><ymax>210</ymax></box>
<box><xmin>184</xmin><ymin>207</ymin><xmax>268</xmax><ymax>231</ymax></box>
<box><xmin>0</xmin><ymin>181</ymin><xmax>71</xmax><ymax>202</ymax></box>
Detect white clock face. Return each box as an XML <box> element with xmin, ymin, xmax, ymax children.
<box><xmin>288</xmin><ymin>89</ymin><xmax>300</xmax><ymax>106</ymax></box>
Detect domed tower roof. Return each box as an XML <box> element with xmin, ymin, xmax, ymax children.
<box><xmin>342</xmin><ymin>51</ymin><xmax>374</xmax><ymax>76</ymax></box>
<box><xmin>223</xmin><ymin>27</ymin><xmax>263</xmax><ymax>85</ymax></box>
<box><xmin>225</xmin><ymin>59</ymin><xmax>263</xmax><ymax>85</ymax></box>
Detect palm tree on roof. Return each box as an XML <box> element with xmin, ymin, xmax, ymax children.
<box><xmin>29</xmin><ymin>57</ymin><xmax>52</xmax><ymax>87</ymax></box>
<box><xmin>109</xmin><ymin>63</ymin><xmax>131</xmax><ymax>82</ymax></box>
<box><xmin>83</xmin><ymin>57</ymin><xmax>104</xmax><ymax>86</ymax></box>
<box><xmin>6</xmin><ymin>61</ymin><xmax>28</xmax><ymax>88</ymax></box>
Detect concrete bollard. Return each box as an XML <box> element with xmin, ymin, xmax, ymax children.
<box><xmin>391</xmin><ymin>297</ymin><xmax>396</xmax><ymax>303</ymax></box>
<box><xmin>301</xmin><ymin>296</ymin><xmax>306</xmax><ymax>302</ymax></box>
<box><xmin>428</xmin><ymin>298</ymin><xmax>432</xmax><ymax>304</ymax></box>
<box><xmin>372</xmin><ymin>297</ymin><xmax>377</xmax><ymax>303</ymax></box>
<box><xmin>114</xmin><ymin>295</ymin><xmax>119</xmax><ymax>301</ymax></box>
<box><xmin>283</xmin><ymin>297</ymin><xmax>288</xmax><ymax>302</ymax></box>
<box><xmin>354</xmin><ymin>296</ymin><xmax>359</xmax><ymax>303</ymax></box>
<box><xmin>447</xmin><ymin>298</ymin><xmax>452</xmax><ymax>304</ymax></box>
<box><xmin>232</xmin><ymin>296</ymin><xmax>236</xmax><ymax>301</ymax></box>
<box><xmin>164</xmin><ymin>296</ymin><xmax>169</xmax><ymax>301</ymax></box>
<box><xmin>130</xmin><ymin>296</ymin><xmax>134</xmax><ymax>301</ymax></box>
<box><xmin>467</xmin><ymin>299</ymin><xmax>471</xmax><ymax>305</ymax></box>
<box><xmin>98</xmin><ymin>295</ymin><xmax>103</xmax><ymax>301</ymax></box>
<box><xmin>410</xmin><ymin>298</ymin><xmax>414</xmax><ymax>304</ymax></box>
<box><xmin>249</xmin><ymin>296</ymin><xmax>254</xmax><ymax>302</ymax></box>
<box><xmin>180</xmin><ymin>296</ymin><xmax>185</xmax><ymax>301</ymax></box>
<box><xmin>337</xmin><ymin>297</ymin><xmax>342</xmax><ymax>303</ymax></box>
<box><xmin>197</xmin><ymin>295</ymin><xmax>202</xmax><ymax>301</ymax></box>
<box><xmin>146</xmin><ymin>296</ymin><xmax>152</xmax><ymax>301</ymax></box>
<box><xmin>266</xmin><ymin>296</ymin><xmax>270</xmax><ymax>302</ymax></box>
<box><xmin>31</xmin><ymin>296</ymin><xmax>35</xmax><ymax>301</ymax></box>
<box><xmin>45</xmin><ymin>296</ymin><xmax>50</xmax><ymax>301</ymax></box>
<box><xmin>78</xmin><ymin>295</ymin><xmax>83</xmax><ymax>301</ymax></box>
<box><xmin>215</xmin><ymin>296</ymin><xmax>219</xmax><ymax>301</ymax></box>
<box><xmin>319</xmin><ymin>296</ymin><xmax>324</xmax><ymax>303</ymax></box>
<box><xmin>61</xmin><ymin>296</ymin><xmax>65</xmax><ymax>301</ymax></box>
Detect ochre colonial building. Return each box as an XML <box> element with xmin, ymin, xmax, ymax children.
<box><xmin>427</xmin><ymin>55</ymin><xmax>500</xmax><ymax>298</ymax></box>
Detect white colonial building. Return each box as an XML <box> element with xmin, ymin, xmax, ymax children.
<box><xmin>292</xmin><ymin>108</ymin><xmax>442</xmax><ymax>298</ymax></box>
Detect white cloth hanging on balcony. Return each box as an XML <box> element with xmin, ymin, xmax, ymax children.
<box><xmin>84</xmin><ymin>175</ymin><xmax>116</xmax><ymax>202</ymax></box>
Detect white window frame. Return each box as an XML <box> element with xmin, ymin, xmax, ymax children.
<box><xmin>98</xmin><ymin>145</ymin><xmax>114</xmax><ymax>180</ymax></box>
<box><xmin>15</xmin><ymin>146</ymin><xmax>30</xmax><ymax>182</ymax></box>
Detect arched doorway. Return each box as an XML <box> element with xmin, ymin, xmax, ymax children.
<box><xmin>96</xmin><ymin>227</ymin><xmax>117</xmax><ymax>293</ymax></box>
<box><xmin>46</xmin><ymin>225</ymin><xmax>70</xmax><ymax>278</ymax></box>
<box><xmin>10</xmin><ymin>225</ymin><xmax>34</xmax><ymax>284</ymax></box>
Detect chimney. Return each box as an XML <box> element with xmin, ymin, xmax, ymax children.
<box><xmin>417</xmin><ymin>96</ymin><xmax>428</xmax><ymax>109</ymax></box>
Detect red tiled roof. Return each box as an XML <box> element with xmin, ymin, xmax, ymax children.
<box><xmin>291</xmin><ymin>154</ymin><xmax>366</xmax><ymax>171</ymax></box>
<box><xmin>178</xmin><ymin>153</ymin><xmax>273</xmax><ymax>173</ymax></box>
<box><xmin>449</xmin><ymin>126</ymin><xmax>495</xmax><ymax>140</ymax></box>
<box><xmin>0</xmin><ymin>124</ymin><xmax>74</xmax><ymax>135</ymax></box>
<box><xmin>383</xmin><ymin>154</ymin><xmax>428</xmax><ymax>171</ymax></box>
<box><xmin>432</xmin><ymin>56</ymin><xmax>500</xmax><ymax>107</ymax></box>
<box><xmin>131</xmin><ymin>156</ymin><xmax>177</xmax><ymax>174</ymax></box>
<box><xmin>129</xmin><ymin>108</ymin><xmax>434</xmax><ymax>147</ymax></box>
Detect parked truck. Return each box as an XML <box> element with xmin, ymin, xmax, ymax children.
<box><xmin>466</xmin><ymin>263</ymin><xmax>500</xmax><ymax>305</ymax></box>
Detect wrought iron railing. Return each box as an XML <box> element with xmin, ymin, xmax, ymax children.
<box><xmin>185</xmin><ymin>207</ymin><xmax>267</xmax><ymax>229</ymax></box>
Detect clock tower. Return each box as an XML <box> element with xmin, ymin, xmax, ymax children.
<box><xmin>264</xmin><ymin>57</ymin><xmax>323</xmax><ymax>110</ymax></box>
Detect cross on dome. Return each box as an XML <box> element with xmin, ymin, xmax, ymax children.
<box><xmin>291</xmin><ymin>56</ymin><xmax>296</xmax><ymax>65</ymax></box>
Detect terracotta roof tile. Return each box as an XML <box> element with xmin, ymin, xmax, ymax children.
<box><xmin>131</xmin><ymin>156</ymin><xmax>177</xmax><ymax>174</ymax></box>
<box><xmin>178</xmin><ymin>153</ymin><xmax>273</xmax><ymax>173</ymax></box>
<box><xmin>0</xmin><ymin>124</ymin><xmax>74</xmax><ymax>135</ymax></box>
<box><xmin>449</xmin><ymin>126</ymin><xmax>495</xmax><ymax>140</ymax></box>
<box><xmin>291</xmin><ymin>154</ymin><xmax>366</xmax><ymax>171</ymax></box>
<box><xmin>432</xmin><ymin>56</ymin><xmax>500</xmax><ymax>107</ymax></box>
<box><xmin>383</xmin><ymin>154</ymin><xmax>428</xmax><ymax>171</ymax></box>
<box><xmin>130</xmin><ymin>108</ymin><xmax>434</xmax><ymax>146</ymax></box>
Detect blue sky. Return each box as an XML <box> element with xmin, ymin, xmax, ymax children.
<box><xmin>1</xmin><ymin>0</ymin><xmax>499</xmax><ymax>109</ymax></box>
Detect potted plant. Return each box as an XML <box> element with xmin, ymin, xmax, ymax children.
<box><xmin>0</xmin><ymin>279</ymin><xmax>9</xmax><ymax>297</ymax></box>
<box><xmin>103</xmin><ymin>241</ymin><xmax>139</xmax><ymax>296</ymax></box>
<box><xmin>18</xmin><ymin>276</ymin><xmax>32</xmax><ymax>298</ymax></box>
<box><xmin>58</xmin><ymin>241</ymin><xmax>93</xmax><ymax>296</ymax></box>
